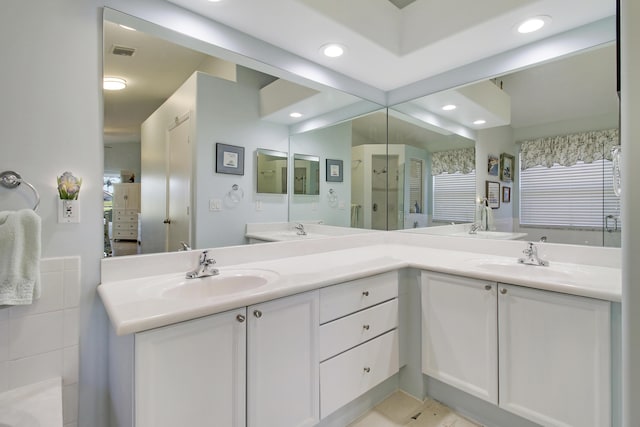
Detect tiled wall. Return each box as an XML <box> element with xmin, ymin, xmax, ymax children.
<box><xmin>0</xmin><ymin>256</ymin><xmax>80</xmax><ymax>427</ymax></box>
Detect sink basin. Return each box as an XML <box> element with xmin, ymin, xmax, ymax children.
<box><xmin>465</xmin><ymin>258</ymin><xmax>585</xmax><ymax>281</ymax></box>
<box><xmin>151</xmin><ymin>269</ymin><xmax>279</xmax><ymax>300</ymax></box>
<box><xmin>450</xmin><ymin>231</ymin><xmax>528</xmax><ymax>240</ymax></box>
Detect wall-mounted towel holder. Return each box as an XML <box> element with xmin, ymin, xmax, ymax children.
<box><xmin>0</xmin><ymin>171</ymin><xmax>41</xmax><ymax>211</ymax></box>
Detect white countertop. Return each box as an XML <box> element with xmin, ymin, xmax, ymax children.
<box><xmin>98</xmin><ymin>236</ymin><xmax>621</xmax><ymax>336</ymax></box>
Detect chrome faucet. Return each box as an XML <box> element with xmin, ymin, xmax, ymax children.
<box><xmin>518</xmin><ymin>242</ymin><xmax>549</xmax><ymax>266</ymax></box>
<box><xmin>469</xmin><ymin>223</ymin><xmax>481</xmax><ymax>234</ymax></box>
<box><xmin>178</xmin><ymin>241</ymin><xmax>191</xmax><ymax>251</ymax></box>
<box><xmin>186</xmin><ymin>250</ymin><xmax>219</xmax><ymax>279</ymax></box>
<box><xmin>294</xmin><ymin>223</ymin><xmax>307</xmax><ymax>236</ymax></box>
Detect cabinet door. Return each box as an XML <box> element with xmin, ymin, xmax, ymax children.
<box><xmin>498</xmin><ymin>284</ymin><xmax>611</xmax><ymax>427</ymax></box>
<box><xmin>247</xmin><ymin>290</ymin><xmax>319</xmax><ymax>427</ymax></box>
<box><xmin>421</xmin><ymin>271</ymin><xmax>498</xmax><ymax>404</ymax></box>
<box><xmin>135</xmin><ymin>309</ymin><xmax>247</xmax><ymax>427</ymax></box>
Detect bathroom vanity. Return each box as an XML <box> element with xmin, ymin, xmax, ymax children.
<box><xmin>99</xmin><ymin>232</ymin><xmax>620</xmax><ymax>427</ymax></box>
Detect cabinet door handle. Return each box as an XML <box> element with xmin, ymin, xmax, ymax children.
<box><xmin>236</xmin><ymin>314</ymin><xmax>246</xmax><ymax>323</ymax></box>
<box><xmin>500</xmin><ymin>288</ymin><xmax>507</xmax><ymax>295</ymax></box>
<box><xmin>362</xmin><ymin>291</ymin><xmax>370</xmax><ymax>297</ymax></box>
<box><xmin>485</xmin><ymin>284</ymin><xmax>492</xmax><ymax>291</ymax></box>
<box><xmin>363</xmin><ymin>367</ymin><xmax>371</xmax><ymax>373</ymax></box>
<box><xmin>363</xmin><ymin>324</ymin><xmax>370</xmax><ymax>330</ymax></box>
<box><xmin>253</xmin><ymin>310</ymin><xmax>263</xmax><ymax>318</ymax></box>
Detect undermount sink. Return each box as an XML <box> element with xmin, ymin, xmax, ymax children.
<box><xmin>147</xmin><ymin>269</ymin><xmax>279</xmax><ymax>300</ymax></box>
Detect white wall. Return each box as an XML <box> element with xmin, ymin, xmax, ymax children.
<box><xmin>104</xmin><ymin>142</ymin><xmax>141</xmax><ymax>182</ymax></box>
<box><xmin>140</xmin><ymin>73</ymin><xmax>197</xmax><ymax>254</ymax></box>
<box><xmin>194</xmin><ymin>69</ymin><xmax>290</xmax><ymax>248</ymax></box>
<box><xmin>475</xmin><ymin>126</ymin><xmax>515</xmax><ymax>231</ymax></box>
<box><xmin>290</xmin><ymin>122</ymin><xmax>353</xmax><ymax>227</ymax></box>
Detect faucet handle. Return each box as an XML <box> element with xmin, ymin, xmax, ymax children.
<box><xmin>199</xmin><ymin>250</ymin><xmax>209</xmax><ymax>264</ymax></box>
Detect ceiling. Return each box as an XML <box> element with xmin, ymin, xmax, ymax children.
<box><xmin>103</xmin><ymin>1</ymin><xmax>617</xmax><ymax>145</ymax></box>
<box><xmin>165</xmin><ymin>0</ymin><xmax>615</xmax><ymax>91</ymax></box>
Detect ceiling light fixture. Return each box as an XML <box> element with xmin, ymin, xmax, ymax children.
<box><xmin>289</xmin><ymin>112</ymin><xmax>303</xmax><ymax>118</ymax></box>
<box><xmin>321</xmin><ymin>43</ymin><xmax>345</xmax><ymax>58</ymax></box>
<box><xmin>517</xmin><ymin>16</ymin><xmax>551</xmax><ymax>34</ymax></box>
<box><xmin>118</xmin><ymin>24</ymin><xmax>136</xmax><ymax>31</ymax></box>
<box><xmin>473</xmin><ymin>119</ymin><xmax>486</xmax><ymax>125</ymax></box>
<box><xmin>103</xmin><ymin>77</ymin><xmax>127</xmax><ymax>91</ymax></box>
<box><xmin>442</xmin><ymin>104</ymin><xmax>457</xmax><ymax>111</ymax></box>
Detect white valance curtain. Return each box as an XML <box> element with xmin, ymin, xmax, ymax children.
<box><xmin>431</xmin><ymin>147</ymin><xmax>475</xmax><ymax>175</ymax></box>
<box><xmin>519</xmin><ymin>128</ymin><xmax>618</xmax><ymax>170</ymax></box>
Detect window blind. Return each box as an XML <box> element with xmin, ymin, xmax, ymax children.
<box><xmin>520</xmin><ymin>160</ymin><xmax>621</xmax><ymax>228</ymax></box>
<box><xmin>432</xmin><ymin>171</ymin><xmax>476</xmax><ymax>222</ymax></box>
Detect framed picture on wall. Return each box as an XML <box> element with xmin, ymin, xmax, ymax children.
<box><xmin>326</xmin><ymin>159</ymin><xmax>343</xmax><ymax>182</ymax></box>
<box><xmin>488</xmin><ymin>155</ymin><xmax>499</xmax><ymax>176</ymax></box>
<box><xmin>502</xmin><ymin>186</ymin><xmax>511</xmax><ymax>203</ymax></box>
<box><xmin>216</xmin><ymin>143</ymin><xmax>245</xmax><ymax>175</ymax></box>
<box><xmin>486</xmin><ymin>181</ymin><xmax>500</xmax><ymax>209</ymax></box>
<box><xmin>500</xmin><ymin>153</ymin><xmax>515</xmax><ymax>182</ymax></box>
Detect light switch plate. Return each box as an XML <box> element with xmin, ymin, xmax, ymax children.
<box><xmin>256</xmin><ymin>200</ymin><xmax>263</xmax><ymax>211</ymax></box>
<box><xmin>209</xmin><ymin>199</ymin><xmax>222</xmax><ymax>211</ymax></box>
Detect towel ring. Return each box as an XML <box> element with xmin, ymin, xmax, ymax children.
<box><xmin>0</xmin><ymin>171</ymin><xmax>41</xmax><ymax>211</ymax></box>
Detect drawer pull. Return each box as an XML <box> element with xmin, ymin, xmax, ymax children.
<box><xmin>236</xmin><ymin>314</ymin><xmax>246</xmax><ymax>323</ymax></box>
<box><xmin>362</xmin><ymin>291</ymin><xmax>370</xmax><ymax>297</ymax></box>
<box><xmin>363</xmin><ymin>367</ymin><xmax>371</xmax><ymax>373</ymax></box>
<box><xmin>485</xmin><ymin>284</ymin><xmax>492</xmax><ymax>291</ymax></box>
<box><xmin>362</xmin><ymin>324</ymin><xmax>370</xmax><ymax>330</ymax></box>
<box><xmin>253</xmin><ymin>310</ymin><xmax>263</xmax><ymax>318</ymax></box>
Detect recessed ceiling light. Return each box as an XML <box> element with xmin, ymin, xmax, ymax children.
<box><xmin>289</xmin><ymin>112</ymin><xmax>303</xmax><ymax>118</ymax></box>
<box><xmin>321</xmin><ymin>43</ymin><xmax>345</xmax><ymax>58</ymax></box>
<box><xmin>103</xmin><ymin>77</ymin><xmax>127</xmax><ymax>91</ymax></box>
<box><xmin>473</xmin><ymin>119</ymin><xmax>486</xmax><ymax>125</ymax></box>
<box><xmin>517</xmin><ymin>16</ymin><xmax>551</xmax><ymax>34</ymax></box>
<box><xmin>208</xmin><ymin>0</ymin><xmax>224</xmax><ymax>2</ymax></box>
<box><xmin>118</xmin><ymin>24</ymin><xmax>136</xmax><ymax>31</ymax></box>
<box><xmin>442</xmin><ymin>104</ymin><xmax>457</xmax><ymax>111</ymax></box>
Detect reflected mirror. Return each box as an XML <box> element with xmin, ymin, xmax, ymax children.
<box><xmin>293</xmin><ymin>154</ymin><xmax>320</xmax><ymax>195</ymax></box>
<box><xmin>390</xmin><ymin>43</ymin><xmax>619</xmax><ymax>247</ymax></box>
<box><xmin>257</xmin><ymin>149</ymin><xmax>288</xmax><ymax>194</ymax></box>
<box><xmin>103</xmin><ymin>12</ymin><xmax>383</xmax><ymax>256</ymax></box>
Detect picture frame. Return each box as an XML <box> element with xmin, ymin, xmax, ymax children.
<box><xmin>500</xmin><ymin>153</ymin><xmax>515</xmax><ymax>182</ymax></box>
<box><xmin>486</xmin><ymin>181</ymin><xmax>500</xmax><ymax>209</ymax></box>
<box><xmin>488</xmin><ymin>155</ymin><xmax>499</xmax><ymax>176</ymax></box>
<box><xmin>216</xmin><ymin>143</ymin><xmax>245</xmax><ymax>175</ymax></box>
<box><xmin>326</xmin><ymin>159</ymin><xmax>343</xmax><ymax>182</ymax></box>
<box><xmin>502</xmin><ymin>186</ymin><xmax>511</xmax><ymax>203</ymax></box>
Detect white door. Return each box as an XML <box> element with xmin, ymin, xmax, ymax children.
<box><xmin>167</xmin><ymin>115</ymin><xmax>192</xmax><ymax>251</ymax></box>
<box><xmin>421</xmin><ymin>271</ymin><xmax>499</xmax><ymax>404</ymax></box>
<box><xmin>135</xmin><ymin>308</ymin><xmax>247</xmax><ymax>427</ymax></box>
<box><xmin>247</xmin><ymin>291</ymin><xmax>320</xmax><ymax>427</ymax></box>
<box><xmin>498</xmin><ymin>284</ymin><xmax>611</xmax><ymax>427</ymax></box>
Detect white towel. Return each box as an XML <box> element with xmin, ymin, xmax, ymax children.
<box><xmin>0</xmin><ymin>209</ymin><xmax>41</xmax><ymax>305</ymax></box>
<box><xmin>484</xmin><ymin>206</ymin><xmax>494</xmax><ymax>231</ymax></box>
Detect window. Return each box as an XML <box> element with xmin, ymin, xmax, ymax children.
<box><xmin>432</xmin><ymin>171</ymin><xmax>476</xmax><ymax>222</ymax></box>
<box><xmin>409</xmin><ymin>158</ymin><xmax>424</xmax><ymax>213</ymax></box>
<box><xmin>519</xmin><ymin>160</ymin><xmax>620</xmax><ymax>228</ymax></box>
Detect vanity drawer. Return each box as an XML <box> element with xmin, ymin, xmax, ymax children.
<box><xmin>319</xmin><ymin>299</ymin><xmax>398</xmax><ymax>361</ymax></box>
<box><xmin>319</xmin><ymin>271</ymin><xmax>398</xmax><ymax>323</ymax></box>
<box><xmin>320</xmin><ymin>329</ymin><xmax>399</xmax><ymax>418</ymax></box>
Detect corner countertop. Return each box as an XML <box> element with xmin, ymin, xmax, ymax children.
<box><xmin>98</xmin><ymin>238</ymin><xmax>621</xmax><ymax>336</ymax></box>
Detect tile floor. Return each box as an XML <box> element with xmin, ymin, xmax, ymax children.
<box><xmin>348</xmin><ymin>390</ymin><xmax>483</xmax><ymax>427</ymax></box>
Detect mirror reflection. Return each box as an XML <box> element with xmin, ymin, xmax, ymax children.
<box><xmin>257</xmin><ymin>149</ymin><xmax>288</xmax><ymax>195</ymax></box>
<box><xmin>293</xmin><ymin>154</ymin><xmax>320</xmax><ymax>196</ymax></box>
<box><xmin>391</xmin><ymin>43</ymin><xmax>619</xmax><ymax>247</ymax></box>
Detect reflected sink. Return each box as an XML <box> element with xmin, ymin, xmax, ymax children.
<box><xmin>450</xmin><ymin>231</ymin><xmax>528</xmax><ymax>240</ymax></box>
<box><xmin>157</xmin><ymin>269</ymin><xmax>279</xmax><ymax>300</ymax></box>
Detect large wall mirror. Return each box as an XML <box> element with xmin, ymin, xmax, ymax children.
<box><xmin>103</xmin><ymin>10</ymin><xmax>383</xmax><ymax>256</ymax></box>
<box><xmin>390</xmin><ymin>43</ymin><xmax>619</xmax><ymax>248</ymax></box>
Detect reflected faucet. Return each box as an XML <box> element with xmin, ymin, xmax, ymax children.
<box><xmin>179</xmin><ymin>241</ymin><xmax>191</xmax><ymax>251</ymax></box>
<box><xmin>518</xmin><ymin>242</ymin><xmax>549</xmax><ymax>266</ymax></box>
<box><xmin>469</xmin><ymin>223</ymin><xmax>481</xmax><ymax>234</ymax></box>
<box><xmin>294</xmin><ymin>223</ymin><xmax>307</xmax><ymax>236</ymax></box>
<box><xmin>186</xmin><ymin>250</ymin><xmax>219</xmax><ymax>279</ymax></box>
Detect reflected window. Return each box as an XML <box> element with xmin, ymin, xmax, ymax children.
<box><xmin>409</xmin><ymin>158</ymin><xmax>424</xmax><ymax>213</ymax></box>
<box><xmin>432</xmin><ymin>171</ymin><xmax>476</xmax><ymax>222</ymax></box>
<box><xmin>520</xmin><ymin>160</ymin><xmax>621</xmax><ymax>229</ymax></box>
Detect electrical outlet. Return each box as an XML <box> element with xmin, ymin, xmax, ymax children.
<box><xmin>338</xmin><ymin>201</ymin><xmax>346</xmax><ymax>209</ymax></box>
<box><xmin>256</xmin><ymin>200</ymin><xmax>263</xmax><ymax>211</ymax></box>
<box><xmin>209</xmin><ymin>199</ymin><xmax>222</xmax><ymax>211</ymax></box>
<box><xmin>58</xmin><ymin>200</ymin><xmax>80</xmax><ymax>223</ymax></box>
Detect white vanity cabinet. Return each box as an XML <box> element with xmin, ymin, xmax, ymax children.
<box><xmin>421</xmin><ymin>271</ymin><xmax>611</xmax><ymax>427</ymax></box>
<box><xmin>129</xmin><ymin>290</ymin><xmax>319</xmax><ymax>427</ymax></box>
<box><xmin>247</xmin><ymin>291</ymin><xmax>320</xmax><ymax>427</ymax></box>
<box><xmin>135</xmin><ymin>308</ymin><xmax>247</xmax><ymax>427</ymax></box>
<box><xmin>319</xmin><ymin>271</ymin><xmax>400</xmax><ymax>418</ymax></box>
